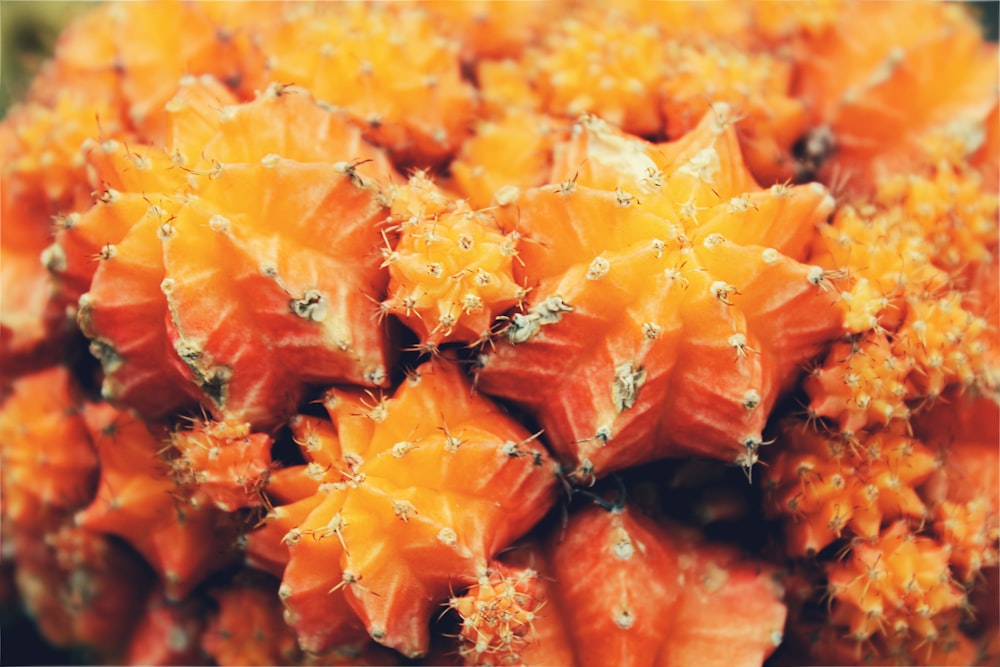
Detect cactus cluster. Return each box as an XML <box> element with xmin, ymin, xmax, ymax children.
<box><xmin>1</xmin><ymin>1</ymin><xmax>997</xmax><ymax>666</ymax></box>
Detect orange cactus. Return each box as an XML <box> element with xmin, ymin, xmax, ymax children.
<box><xmin>449</xmin><ymin>562</ymin><xmax>548</xmax><ymax>665</ymax></box>
<box><xmin>74</xmin><ymin>403</ymin><xmax>244</xmax><ymax>601</ymax></box>
<box><xmin>168</xmin><ymin>417</ymin><xmax>273</xmax><ymax>512</ymax></box>
<box><xmin>0</xmin><ymin>93</ymin><xmax>123</xmax><ymax>373</ymax></box>
<box><xmin>917</xmin><ymin>394</ymin><xmax>1000</xmax><ymax>583</ymax></box>
<box><xmin>381</xmin><ymin>172</ymin><xmax>526</xmax><ymax>347</ymax></box>
<box><xmin>417</xmin><ymin>0</ymin><xmax>572</xmax><ymax>62</ymax></box>
<box><xmin>0</xmin><ymin>366</ymin><xmax>98</xmax><ymax>529</ymax></box>
<box><xmin>246</xmin><ymin>2</ymin><xmax>477</xmax><ymax>167</ymax></box>
<box><xmin>259</xmin><ymin>360</ymin><xmax>557</xmax><ymax>658</ymax></box>
<box><xmin>659</xmin><ymin>42</ymin><xmax>809</xmax><ymax>185</ymax></box>
<box><xmin>791</xmin><ymin>0</ymin><xmax>999</xmax><ymax>194</ymax></box>
<box><xmin>809</xmin><ymin>156</ymin><xmax>1000</xmax><ymax>407</ymax></box>
<box><xmin>2</xmin><ymin>2</ymin><xmax>999</xmax><ymax>666</ymax></box>
<box><xmin>525</xmin><ymin>12</ymin><xmax>669</xmax><ymax>136</ymax></box>
<box><xmin>826</xmin><ymin>521</ymin><xmax>970</xmax><ymax>651</ymax></box>
<box><xmin>477</xmin><ymin>109</ymin><xmax>841</xmax><ymax>479</ymax></box>
<box><xmin>804</xmin><ymin>334</ymin><xmax>915</xmax><ymax>434</ymax></box>
<box><xmin>9</xmin><ymin>520</ymin><xmax>154</xmax><ymax>661</ymax></box>
<box><xmin>450</xmin><ymin>106</ymin><xmax>570</xmax><ymax>211</ymax></box>
<box><xmin>452</xmin><ymin>501</ymin><xmax>788</xmax><ymax>667</ymax></box>
<box><xmin>765</xmin><ymin>420</ymin><xmax>939</xmax><ymax>556</ymax></box>
<box><xmin>26</xmin><ymin>0</ymin><xmax>248</xmax><ymax>142</ymax></box>
<box><xmin>61</xmin><ymin>78</ymin><xmax>396</xmax><ymax>426</ymax></box>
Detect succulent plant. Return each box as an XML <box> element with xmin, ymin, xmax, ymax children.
<box><xmin>1</xmin><ymin>2</ymin><xmax>996</xmax><ymax>666</ymax></box>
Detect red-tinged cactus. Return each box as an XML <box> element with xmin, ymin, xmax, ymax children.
<box><xmin>791</xmin><ymin>0</ymin><xmax>999</xmax><ymax>195</ymax></box>
<box><xmin>917</xmin><ymin>394</ymin><xmax>1000</xmax><ymax>583</ymax></box>
<box><xmin>764</xmin><ymin>421</ymin><xmax>939</xmax><ymax>556</ymax></box>
<box><xmin>201</xmin><ymin>571</ymin><xmax>300</xmax><ymax>666</ymax></box>
<box><xmin>477</xmin><ymin>108</ymin><xmax>841</xmax><ymax>480</ymax></box>
<box><xmin>0</xmin><ymin>94</ymin><xmax>124</xmax><ymax>373</ymax></box>
<box><xmin>27</xmin><ymin>0</ymin><xmax>248</xmax><ymax>142</ymax></box>
<box><xmin>258</xmin><ymin>360</ymin><xmax>558</xmax><ymax>658</ymax></box>
<box><xmin>0</xmin><ymin>366</ymin><xmax>98</xmax><ymax>529</ymax></box>
<box><xmin>381</xmin><ymin>172</ymin><xmax>526</xmax><ymax>348</ymax></box>
<box><xmin>2</xmin><ymin>2</ymin><xmax>999</xmax><ymax>665</ymax></box>
<box><xmin>123</xmin><ymin>588</ymin><xmax>211</xmax><ymax>666</ymax></box>
<box><xmin>247</xmin><ymin>2</ymin><xmax>477</xmax><ymax>167</ymax></box>
<box><xmin>10</xmin><ymin>520</ymin><xmax>154</xmax><ymax>662</ymax></box>
<box><xmin>62</xmin><ymin>78</ymin><xmax>396</xmax><ymax>426</ymax></box>
<box><xmin>74</xmin><ymin>403</ymin><xmax>244</xmax><ymax>601</ymax></box>
<box><xmin>168</xmin><ymin>417</ymin><xmax>272</xmax><ymax>512</ymax></box>
<box><xmin>450</xmin><ymin>501</ymin><xmax>787</xmax><ymax>667</ymax></box>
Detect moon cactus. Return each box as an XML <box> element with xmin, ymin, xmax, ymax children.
<box><xmin>1</xmin><ymin>1</ymin><xmax>996</xmax><ymax>666</ymax></box>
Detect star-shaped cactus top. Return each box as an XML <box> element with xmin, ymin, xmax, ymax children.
<box><xmin>57</xmin><ymin>77</ymin><xmax>396</xmax><ymax>426</ymax></box>
<box><xmin>476</xmin><ymin>107</ymin><xmax>842</xmax><ymax>480</ymax></box>
<box><xmin>250</xmin><ymin>360</ymin><xmax>558</xmax><ymax>658</ymax></box>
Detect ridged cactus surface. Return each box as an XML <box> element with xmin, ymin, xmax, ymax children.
<box><xmin>1</xmin><ymin>2</ymin><xmax>997</xmax><ymax>666</ymax></box>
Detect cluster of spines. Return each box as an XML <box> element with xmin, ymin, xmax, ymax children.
<box><xmin>766</xmin><ymin>421</ymin><xmax>939</xmax><ymax>556</ymax></box>
<box><xmin>450</xmin><ymin>563</ymin><xmax>542</xmax><ymax>665</ymax></box>
<box><xmin>1</xmin><ymin>1</ymin><xmax>997</xmax><ymax>665</ymax></box>
<box><xmin>381</xmin><ymin>172</ymin><xmax>526</xmax><ymax>349</ymax></box>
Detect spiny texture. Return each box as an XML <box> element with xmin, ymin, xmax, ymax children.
<box><xmin>1</xmin><ymin>2</ymin><xmax>998</xmax><ymax>666</ymax></box>
<box><xmin>825</xmin><ymin>521</ymin><xmax>974</xmax><ymax>663</ymax></box>
<box><xmin>658</xmin><ymin>42</ymin><xmax>808</xmax><ymax>184</ymax></box>
<box><xmin>917</xmin><ymin>394</ymin><xmax>1000</xmax><ymax>584</ymax></box>
<box><xmin>452</xmin><ymin>502</ymin><xmax>788</xmax><ymax>667</ymax></box>
<box><xmin>806</xmin><ymin>157</ymin><xmax>999</xmax><ymax>432</ymax></box>
<box><xmin>765</xmin><ymin>421</ymin><xmax>939</xmax><ymax>556</ymax></box>
<box><xmin>168</xmin><ymin>417</ymin><xmax>273</xmax><ymax>512</ymax></box>
<box><xmin>450</xmin><ymin>562</ymin><xmax>547</xmax><ymax>665</ymax></box>
<box><xmin>57</xmin><ymin>77</ymin><xmax>395</xmax><ymax>426</ymax></box>
<box><xmin>381</xmin><ymin>172</ymin><xmax>526</xmax><ymax>347</ymax></box>
<box><xmin>250</xmin><ymin>360</ymin><xmax>557</xmax><ymax>658</ymax></box>
<box><xmin>0</xmin><ymin>95</ymin><xmax>120</xmax><ymax>374</ymax></box>
<box><xmin>74</xmin><ymin>403</ymin><xmax>244</xmax><ymax>601</ymax></box>
<box><xmin>477</xmin><ymin>109</ymin><xmax>841</xmax><ymax>480</ymax></box>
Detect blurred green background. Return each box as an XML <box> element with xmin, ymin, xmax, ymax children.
<box><xmin>1</xmin><ymin>1</ymin><xmax>97</xmax><ymax>113</ymax></box>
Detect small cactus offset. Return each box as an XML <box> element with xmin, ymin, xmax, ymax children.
<box><xmin>0</xmin><ymin>2</ymin><xmax>997</xmax><ymax>666</ymax></box>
